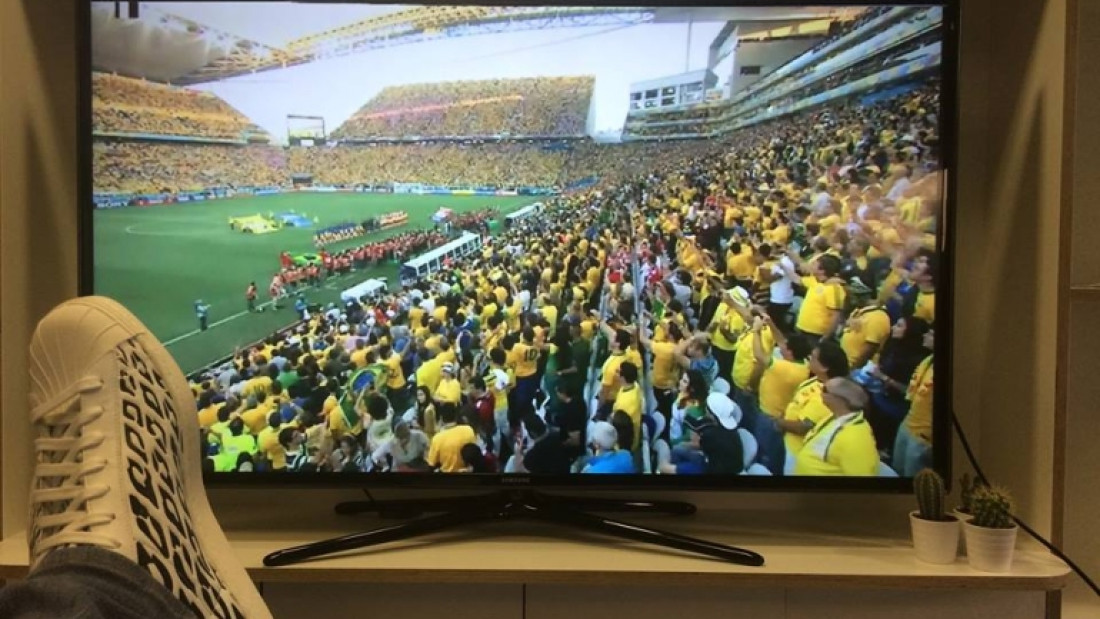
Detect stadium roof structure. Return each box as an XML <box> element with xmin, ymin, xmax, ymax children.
<box><xmin>91</xmin><ymin>4</ymin><xmax>862</xmax><ymax>85</ymax></box>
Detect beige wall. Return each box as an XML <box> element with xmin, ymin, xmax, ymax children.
<box><xmin>0</xmin><ymin>1</ymin><xmax>1093</xmax><ymax>614</ymax></box>
<box><xmin>0</xmin><ymin>0</ymin><xmax>81</xmax><ymax>538</ymax></box>
<box><xmin>967</xmin><ymin>0</ymin><xmax>1064</xmax><ymax>534</ymax></box>
<box><xmin>1063</xmin><ymin>0</ymin><xmax>1100</xmax><ymax>615</ymax></box>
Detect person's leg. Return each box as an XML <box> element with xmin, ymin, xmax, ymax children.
<box><xmin>671</xmin><ymin>444</ymin><xmax>706</xmax><ymax>468</ymax></box>
<box><xmin>753</xmin><ymin>416</ymin><xmax>786</xmax><ymax>476</ymax></box>
<box><xmin>732</xmin><ymin>390</ymin><xmax>759</xmax><ymax>434</ymax></box>
<box><xmin>0</xmin><ymin>547</ymin><xmax>195</xmax><ymax>619</ymax></box>
<box><xmin>494</xmin><ymin>408</ymin><xmax>510</xmax><ymax>455</ymax></box>
<box><xmin>893</xmin><ymin>423</ymin><xmax>917</xmax><ymax>476</ymax></box>
<box><xmin>713</xmin><ymin>348</ymin><xmax>734</xmax><ymax>385</ymax></box>
<box><xmin>783</xmin><ymin>450</ymin><xmax>796</xmax><ymax>476</ymax></box>
<box><xmin>388</xmin><ymin>385</ymin><xmax>411</xmax><ymax>418</ymax></box>
<box><xmin>654</xmin><ymin>388</ymin><xmax>676</xmax><ymax>443</ymax></box>
<box><xmin>767</xmin><ymin>302</ymin><xmax>792</xmax><ymax>333</ymax></box>
<box><xmin>25</xmin><ymin>297</ymin><xmax>271</xmax><ymax>619</ymax></box>
<box><xmin>868</xmin><ymin>392</ymin><xmax>906</xmax><ymax>457</ymax></box>
<box><xmin>697</xmin><ymin>296</ymin><xmax>720</xmax><ymax>333</ymax></box>
<box><xmin>895</xmin><ymin>427</ymin><xmax>932</xmax><ymax>476</ymax></box>
<box><xmin>504</xmin><ymin>455</ymin><xmax>521</xmax><ymax>473</ymax></box>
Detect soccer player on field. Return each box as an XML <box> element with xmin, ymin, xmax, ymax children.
<box><xmin>195</xmin><ymin>300</ymin><xmax>211</xmax><ymax>331</ymax></box>
<box><xmin>245</xmin><ymin>282</ymin><xmax>257</xmax><ymax>312</ymax></box>
<box><xmin>269</xmin><ymin>273</ymin><xmax>284</xmax><ymax>309</ymax></box>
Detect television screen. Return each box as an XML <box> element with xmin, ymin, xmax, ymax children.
<box><xmin>86</xmin><ymin>2</ymin><xmax>952</xmax><ymax>487</ymax></box>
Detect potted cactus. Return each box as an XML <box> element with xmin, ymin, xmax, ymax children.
<box><xmin>909</xmin><ymin>469</ymin><xmax>959</xmax><ymax>564</ymax></box>
<box><xmin>963</xmin><ymin>486</ymin><xmax>1018</xmax><ymax>572</ymax></box>
<box><xmin>954</xmin><ymin>473</ymin><xmax>981</xmax><ymax>522</ymax></box>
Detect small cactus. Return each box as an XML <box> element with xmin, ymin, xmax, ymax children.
<box><xmin>958</xmin><ymin>473</ymin><xmax>983</xmax><ymax>513</ymax></box>
<box><xmin>914</xmin><ymin>468</ymin><xmax>949</xmax><ymax>521</ymax></box>
<box><xmin>970</xmin><ymin>486</ymin><xmax>1015</xmax><ymax>529</ymax></box>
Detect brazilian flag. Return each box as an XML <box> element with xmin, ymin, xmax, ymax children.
<box><xmin>339</xmin><ymin>363</ymin><xmax>394</xmax><ymax>428</ymax></box>
<box><xmin>337</xmin><ymin>391</ymin><xmax>361</xmax><ymax>430</ymax></box>
<box><xmin>339</xmin><ymin>368</ymin><xmax>376</xmax><ymax>429</ymax></box>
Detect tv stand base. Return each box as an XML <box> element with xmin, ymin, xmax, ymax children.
<box><xmin>263</xmin><ymin>490</ymin><xmax>764</xmax><ymax>568</ymax></box>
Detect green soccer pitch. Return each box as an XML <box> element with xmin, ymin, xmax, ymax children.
<box><xmin>93</xmin><ymin>192</ymin><xmax>534</xmax><ymax>373</ymax></box>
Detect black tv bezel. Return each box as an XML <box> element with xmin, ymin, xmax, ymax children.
<box><xmin>77</xmin><ymin>0</ymin><xmax>958</xmax><ymax>493</ymax></box>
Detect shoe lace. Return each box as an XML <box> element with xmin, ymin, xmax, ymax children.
<box><xmin>29</xmin><ymin>376</ymin><xmax>119</xmax><ymax>561</ymax></box>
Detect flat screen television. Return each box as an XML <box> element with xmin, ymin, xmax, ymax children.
<box><xmin>81</xmin><ymin>1</ymin><xmax>956</xmax><ymax>497</ymax></box>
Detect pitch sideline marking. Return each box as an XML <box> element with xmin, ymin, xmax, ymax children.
<box><xmin>162</xmin><ymin>269</ymin><xmax>369</xmax><ymax>347</ymax></box>
<box><xmin>163</xmin><ymin>305</ymin><xmax>268</xmax><ymax>347</ymax></box>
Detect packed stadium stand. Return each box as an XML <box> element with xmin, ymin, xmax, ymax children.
<box><xmin>92</xmin><ymin>5</ymin><xmax>942</xmax><ymax>201</ymax></box>
<box><xmin>93</xmin><ymin>142</ymin><xmax>285</xmax><ymax>194</ymax></box>
<box><xmin>331</xmin><ymin>77</ymin><xmax>595</xmax><ymax>140</ymax></box>
<box><xmin>92</xmin><ymin>73</ymin><xmax>271</xmax><ymax>142</ymax></box>
<box><xmin>92</xmin><ymin>5</ymin><xmax>947</xmax><ymax>479</ymax></box>
<box><xmin>288</xmin><ymin>142</ymin><xmax>572</xmax><ymax>189</ymax></box>
<box><xmin>192</xmin><ymin>79</ymin><xmax>943</xmax><ymax>476</ymax></box>
<box><xmin>621</xmin><ymin>5</ymin><xmax>942</xmax><ymax>140</ymax></box>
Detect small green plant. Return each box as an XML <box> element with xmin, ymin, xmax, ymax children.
<box><xmin>958</xmin><ymin>473</ymin><xmax>983</xmax><ymax>513</ymax></box>
<box><xmin>970</xmin><ymin>486</ymin><xmax>1015</xmax><ymax>529</ymax></box>
<box><xmin>914</xmin><ymin>469</ymin><xmax>950</xmax><ymax>521</ymax></box>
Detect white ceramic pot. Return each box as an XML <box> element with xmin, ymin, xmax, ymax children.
<box><xmin>909</xmin><ymin>511</ymin><xmax>960</xmax><ymax>565</ymax></box>
<box><xmin>953</xmin><ymin>509</ymin><xmax>974</xmax><ymax>555</ymax></box>
<box><xmin>963</xmin><ymin>522</ymin><xmax>1018</xmax><ymax>572</ymax></box>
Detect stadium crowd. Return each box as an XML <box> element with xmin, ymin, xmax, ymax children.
<box><xmin>626</xmin><ymin>123</ymin><xmax>714</xmax><ymax>138</ymax></box>
<box><xmin>95</xmin><ymin>138</ymin><xmax>711</xmax><ymax>196</ymax></box>
<box><xmin>287</xmin><ymin>142</ymin><xmax>572</xmax><ymax>189</ymax></box>
<box><xmin>92</xmin><ymin>73</ymin><xmax>267</xmax><ymax>141</ymax></box>
<box><xmin>331</xmin><ymin>76</ymin><xmax>594</xmax><ymax>139</ymax></box>
<box><xmin>93</xmin><ymin>141</ymin><xmax>285</xmax><ymax>195</ymax></box>
<box><xmin>192</xmin><ymin>77</ymin><xmax>942</xmax><ymax>481</ymax></box>
<box><xmin>622</xmin><ymin>16</ymin><xmax>940</xmax><ymax>141</ymax></box>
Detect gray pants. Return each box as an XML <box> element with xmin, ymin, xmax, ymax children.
<box><xmin>0</xmin><ymin>547</ymin><xmax>197</xmax><ymax>619</ymax></box>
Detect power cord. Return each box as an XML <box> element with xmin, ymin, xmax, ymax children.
<box><xmin>950</xmin><ymin>411</ymin><xmax>1100</xmax><ymax>597</ymax></box>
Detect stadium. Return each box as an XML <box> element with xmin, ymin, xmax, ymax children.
<box><xmin>91</xmin><ymin>3</ymin><xmax>944</xmax><ymax>477</ymax></box>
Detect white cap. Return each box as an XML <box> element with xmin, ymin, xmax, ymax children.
<box><xmin>706</xmin><ymin>393</ymin><xmax>741</xmax><ymax>430</ymax></box>
<box><xmin>725</xmin><ymin>286</ymin><xmax>750</xmax><ymax>307</ymax></box>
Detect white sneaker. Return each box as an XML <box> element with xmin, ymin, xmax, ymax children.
<box><xmin>28</xmin><ymin>296</ymin><xmax>271</xmax><ymax>619</ymax></box>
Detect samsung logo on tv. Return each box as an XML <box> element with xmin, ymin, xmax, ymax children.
<box><xmin>501</xmin><ymin>476</ymin><xmax>531</xmax><ymax>485</ymax></box>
